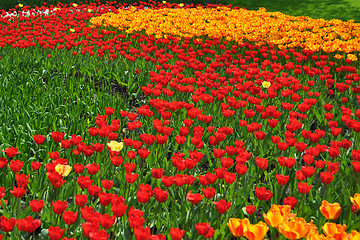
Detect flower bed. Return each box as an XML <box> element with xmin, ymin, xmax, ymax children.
<box><xmin>0</xmin><ymin>2</ymin><xmax>360</xmax><ymax>240</ymax></box>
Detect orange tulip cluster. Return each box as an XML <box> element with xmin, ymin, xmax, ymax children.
<box><xmin>227</xmin><ymin>218</ymin><xmax>269</xmax><ymax>240</ymax></box>
<box><xmin>228</xmin><ymin>193</ymin><xmax>360</xmax><ymax>239</ymax></box>
<box><xmin>90</xmin><ymin>5</ymin><xmax>360</xmax><ymax>53</ymax></box>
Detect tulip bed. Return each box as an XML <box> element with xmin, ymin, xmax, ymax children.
<box><xmin>1</xmin><ymin>1</ymin><xmax>360</xmax><ymax>240</ymax></box>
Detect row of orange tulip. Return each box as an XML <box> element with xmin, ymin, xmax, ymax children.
<box><xmin>228</xmin><ymin>194</ymin><xmax>360</xmax><ymax>239</ymax></box>
<box><xmin>89</xmin><ymin>5</ymin><xmax>360</xmax><ymax>54</ymax></box>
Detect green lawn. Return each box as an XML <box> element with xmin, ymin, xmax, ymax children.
<box><xmin>1</xmin><ymin>0</ymin><xmax>360</xmax><ymax>22</ymax></box>
<box><xmin>228</xmin><ymin>0</ymin><xmax>360</xmax><ymax>22</ymax></box>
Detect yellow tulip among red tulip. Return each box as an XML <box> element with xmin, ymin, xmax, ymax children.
<box><xmin>319</xmin><ymin>200</ymin><xmax>341</xmax><ymax>220</ymax></box>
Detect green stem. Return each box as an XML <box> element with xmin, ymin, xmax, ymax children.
<box><xmin>354</xmin><ymin>173</ymin><xmax>359</xmax><ymax>194</ymax></box>
<box><xmin>323</xmin><ymin>184</ymin><xmax>330</xmax><ymax>201</ymax></box>
<box><xmin>297</xmin><ymin>194</ymin><xmax>305</xmax><ymax>217</ymax></box>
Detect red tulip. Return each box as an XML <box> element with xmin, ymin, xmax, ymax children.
<box><xmin>89</xmin><ymin>229</ymin><xmax>110</xmax><ymax>240</ymax></box>
<box><xmin>17</xmin><ymin>216</ymin><xmax>41</xmax><ymax>233</ymax></box>
<box><xmin>82</xmin><ymin>222</ymin><xmax>99</xmax><ymax>237</ymax></box>
<box><xmin>52</xmin><ymin>200</ymin><xmax>68</xmax><ymax>214</ymax></box>
<box><xmin>30</xmin><ymin>199</ymin><xmax>44</xmax><ymax>212</ymax></box>
<box><xmin>187</xmin><ymin>191</ymin><xmax>203</xmax><ymax>204</ymax></box>
<box><xmin>0</xmin><ymin>157</ymin><xmax>7</xmax><ymax>168</ymax></box>
<box><xmin>10</xmin><ymin>186</ymin><xmax>26</xmax><ymax>198</ymax></box>
<box><xmin>77</xmin><ymin>176</ymin><xmax>93</xmax><ymax>189</ymax></box>
<box><xmin>2</xmin><ymin>147</ymin><xmax>20</xmax><ymax>158</ymax></box>
<box><xmin>9</xmin><ymin>159</ymin><xmax>24</xmax><ymax>172</ymax></box>
<box><xmin>87</xmin><ymin>185</ymin><xmax>102</xmax><ymax>197</ymax></box>
<box><xmin>51</xmin><ymin>132</ymin><xmax>65</xmax><ymax>143</ymax></box>
<box><xmin>99</xmin><ymin>214</ymin><xmax>116</xmax><ymax>229</ymax></box>
<box><xmin>134</xmin><ymin>226</ymin><xmax>151</xmax><ymax>240</ymax></box>
<box><xmin>0</xmin><ymin>217</ymin><xmax>16</xmax><ymax>232</ymax></box>
<box><xmin>31</xmin><ymin>161</ymin><xmax>42</xmax><ymax>170</ymax></box>
<box><xmin>112</xmin><ymin>203</ymin><xmax>127</xmax><ymax>217</ymax></box>
<box><xmin>75</xmin><ymin>194</ymin><xmax>88</xmax><ymax>207</ymax></box>
<box><xmin>170</xmin><ymin>227</ymin><xmax>185</xmax><ymax>240</ymax></box>
<box><xmin>48</xmin><ymin>226</ymin><xmax>65</xmax><ymax>240</ymax></box>
<box><xmin>297</xmin><ymin>182</ymin><xmax>312</xmax><ymax>194</ymax></box>
<box><xmin>86</xmin><ymin>163</ymin><xmax>100</xmax><ymax>175</ymax></box>
<box><xmin>33</xmin><ymin>135</ymin><xmax>46</xmax><ymax>145</ymax></box>
<box><xmin>276</xmin><ymin>174</ymin><xmax>289</xmax><ymax>185</ymax></box>
<box><xmin>255</xmin><ymin>186</ymin><xmax>273</xmax><ymax>201</ymax></box>
<box><xmin>63</xmin><ymin>211</ymin><xmax>78</xmax><ymax>225</ymax></box>
<box><xmin>213</xmin><ymin>199</ymin><xmax>231</xmax><ymax>214</ymax></box>
<box><xmin>246</xmin><ymin>205</ymin><xmax>257</xmax><ymax>215</ymax></box>
<box><xmin>101</xmin><ymin>180</ymin><xmax>114</xmax><ymax>190</ymax></box>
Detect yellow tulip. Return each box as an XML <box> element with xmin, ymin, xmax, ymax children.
<box><xmin>319</xmin><ymin>200</ymin><xmax>341</xmax><ymax>220</ymax></box>
<box><xmin>261</xmin><ymin>81</ymin><xmax>271</xmax><ymax>89</ymax></box>
<box><xmin>55</xmin><ymin>164</ymin><xmax>72</xmax><ymax>177</ymax></box>
<box><xmin>227</xmin><ymin>218</ymin><xmax>249</xmax><ymax>237</ymax></box>
<box><xmin>350</xmin><ymin>193</ymin><xmax>360</xmax><ymax>209</ymax></box>
<box><xmin>107</xmin><ymin>141</ymin><xmax>124</xmax><ymax>152</ymax></box>
<box><xmin>244</xmin><ymin>221</ymin><xmax>269</xmax><ymax>240</ymax></box>
<box><xmin>347</xmin><ymin>54</ymin><xmax>358</xmax><ymax>62</ymax></box>
<box><xmin>18</xmin><ymin>4</ymin><xmax>23</xmax><ymax>7</ymax></box>
<box><xmin>278</xmin><ymin>217</ymin><xmax>310</xmax><ymax>240</ymax></box>
<box><xmin>334</xmin><ymin>54</ymin><xmax>344</xmax><ymax>59</ymax></box>
<box><xmin>322</xmin><ymin>222</ymin><xmax>347</xmax><ymax>238</ymax></box>
<box><xmin>179</xmin><ymin>3</ymin><xmax>184</xmax><ymax>7</ymax></box>
<box><xmin>73</xmin><ymin>3</ymin><xmax>78</xmax><ymax>7</ymax></box>
<box><xmin>263</xmin><ymin>204</ymin><xmax>295</xmax><ymax>228</ymax></box>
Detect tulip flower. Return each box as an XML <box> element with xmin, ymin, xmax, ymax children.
<box><xmin>263</xmin><ymin>204</ymin><xmax>295</xmax><ymax>228</ymax></box>
<box><xmin>227</xmin><ymin>218</ymin><xmax>250</xmax><ymax>237</ymax></box>
<box><xmin>107</xmin><ymin>141</ymin><xmax>123</xmax><ymax>152</ymax></box>
<box><xmin>351</xmin><ymin>193</ymin><xmax>360</xmax><ymax>209</ymax></box>
<box><xmin>319</xmin><ymin>200</ymin><xmax>341</xmax><ymax>220</ymax></box>
<box><xmin>322</xmin><ymin>222</ymin><xmax>347</xmax><ymax>238</ymax></box>
<box><xmin>278</xmin><ymin>217</ymin><xmax>311</xmax><ymax>239</ymax></box>
<box><xmin>55</xmin><ymin>164</ymin><xmax>72</xmax><ymax>177</ymax></box>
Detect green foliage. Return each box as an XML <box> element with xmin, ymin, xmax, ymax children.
<box><xmin>0</xmin><ymin>46</ymin><xmax>127</xmax><ymax>156</ymax></box>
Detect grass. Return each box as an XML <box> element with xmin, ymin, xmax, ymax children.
<box><xmin>228</xmin><ymin>0</ymin><xmax>360</xmax><ymax>22</ymax></box>
<box><xmin>0</xmin><ymin>46</ymin><xmax>148</xmax><ymax>158</ymax></box>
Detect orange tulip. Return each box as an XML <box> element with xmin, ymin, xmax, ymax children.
<box><xmin>305</xmin><ymin>220</ymin><xmax>319</xmax><ymax>238</ymax></box>
<box><xmin>350</xmin><ymin>230</ymin><xmax>360</xmax><ymax>240</ymax></box>
<box><xmin>306</xmin><ymin>232</ymin><xmax>329</xmax><ymax>240</ymax></box>
<box><xmin>227</xmin><ymin>218</ymin><xmax>249</xmax><ymax>237</ymax></box>
<box><xmin>244</xmin><ymin>221</ymin><xmax>269</xmax><ymax>240</ymax></box>
<box><xmin>350</xmin><ymin>193</ymin><xmax>360</xmax><ymax>209</ymax></box>
<box><xmin>278</xmin><ymin>217</ymin><xmax>311</xmax><ymax>239</ymax></box>
<box><xmin>319</xmin><ymin>200</ymin><xmax>341</xmax><ymax>220</ymax></box>
<box><xmin>263</xmin><ymin>204</ymin><xmax>295</xmax><ymax>228</ymax></box>
<box><xmin>322</xmin><ymin>222</ymin><xmax>347</xmax><ymax>239</ymax></box>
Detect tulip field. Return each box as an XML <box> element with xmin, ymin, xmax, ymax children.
<box><xmin>1</xmin><ymin>1</ymin><xmax>360</xmax><ymax>239</ymax></box>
